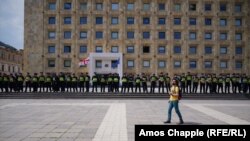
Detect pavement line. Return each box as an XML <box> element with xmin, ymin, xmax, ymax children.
<box><xmin>184</xmin><ymin>104</ymin><xmax>250</xmax><ymax>125</ymax></box>
<box><xmin>93</xmin><ymin>103</ymin><xmax>128</xmax><ymax>141</ymax></box>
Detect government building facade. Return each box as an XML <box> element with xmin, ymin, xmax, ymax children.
<box><xmin>24</xmin><ymin>0</ymin><xmax>250</xmax><ymax>77</ymax></box>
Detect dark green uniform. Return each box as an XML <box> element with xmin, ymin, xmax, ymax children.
<box><xmin>135</xmin><ymin>75</ymin><xmax>141</xmax><ymax>93</ymax></box>
<box><xmin>38</xmin><ymin>74</ymin><xmax>45</xmax><ymax>92</ymax></box>
<box><xmin>113</xmin><ymin>75</ymin><xmax>120</xmax><ymax>93</ymax></box>
<box><xmin>72</xmin><ymin>75</ymin><xmax>78</xmax><ymax>92</ymax></box>
<box><xmin>24</xmin><ymin>74</ymin><xmax>32</xmax><ymax>92</ymax></box>
<box><xmin>158</xmin><ymin>75</ymin><xmax>165</xmax><ymax>93</ymax></box>
<box><xmin>100</xmin><ymin>75</ymin><xmax>106</xmax><ymax>93</ymax></box>
<box><xmin>45</xmin><ymin>74</ymin><xmax>52</xmax><ymax>92</ymax></box>
<box><xmin>85</xmin><ymin>74</ymin><xmax>90</xmax><ymax>92</ymax></box>
<box><xmin>200</xmin><ymin>75</ymin><xmax>206</xmax><ymax>93</ymax></box>
<box><xmin>79</xmin><ymin>74</ymin><xmax>85</xmax><ymax>92</ymax></box>
<box><xmin>186</xmin><ymin>74</ymin><xmax>192</xmax><ymax>93</ymax></box>
<box><xmin>92</xmin><ymin>75</ymin><xmax>98</xmax><ymax>92</ymax></box>
<box><xmin>150</xmin><ymin>75</ymin><xmax>157</xmax><ymax>93</ymax></box>
<box><xmin>32</xmin><ymin>74</ymin><xmax>39</xmax><ymax>92</ymax></box>
<box><xmin>225</xmin><ymin>76</ymin><xmax>231</xmax><ymax>93</ymax></box>
<box><xmin>192</xmin><ymin>76</ymin><xmax>199</xmax><ymax>93</ymax></box>
<box><xmin>59</xmin><ymin>73</ymin><xmax>65</xmax><ymax>92</ymax></box>
<box><xmin>206</xmin><ymin>76</ymin><xmax>212</xmax><ymax>93</ymax></box>
<box><xmin>217</xmin><ymin>77</ymin><xmax>224</xmax><ymax>93</ymax></box>
<box><xmin>165</xmin><ymin>75</ymin><xmax>171</xmax><ymax>93</ymax></box>
<box><xmin>121</xmin><ymin>75</ymin><xmax>128</xmax><ymax>93</ymax></box>
<box><xmin>142</xmin><ymin>75</ymin><xmax>148</xmax><ymax>93</ymax></box>
<box><xmin>180</xmin><ymin>75</ymin><xmax>186</xmax><ymax>93</ymax></box>
<box><xmin>17</xmin><ymin>74</ymin><xmax>24</xmax><ymax>92</ymax></box>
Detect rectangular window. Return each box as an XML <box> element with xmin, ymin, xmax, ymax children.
<box><xmin>143</xmin><ymin>32</ymin><xmax>150</xmax><ymax>39</ymax></box>
<box><xmin>127</xmin><ymin>31</ymin><xmax>134</xmax><ymax>39</ymax></box>
<box><xmin>204</xmin><ymin>61</ymin><xmax>212</xmax><ymax>68</ymax></box>
<box><xmin>174</xmin><ymin>32</ymin><xmax>181</xmax><ymax>39</ymax></box>
<box><xmin>189</xmin><ymin>4</ymin><xmax>196</xmax><ymax>11</ymax></box>
<box><xmin>220</xmin><ymin>47</ymin><xmax>227</xmax><ymax>54</ymax></box>
<box><xmin>111</xmin><ymin>46</ymin><xmax>118</xmax><ymax>53</ymax></box>
<box><xmin>64</xmin><ymin>31</ymin><xmax>71</xmax><ymax>39</ymax></box>
<box><xmin>64</xmin><ymin>46</ymin><xmax>71</xmax><ymax>53</ymax></box>
<box><xmin>80</xmin><ymin>31</ymin><xmax>87</xmax><ymax>39</ymax></box>
<box><xmin>235</xmin><ymin>19</ymin><xmax>242</xmax><ymax>26</ymax></box>
<box><xmin>143</xmin><ymin>3</ymin><xmax>150</xmax><ymax>11</ymax></box>
<box><xmin>96</xmin><ymin>31</ymin><xmax>103</xmax><ymax>39</ymax></box>
<box><xmin>158</xmin><ymin>46</ymin><xmax>165</xmax><ymax>54</ymax></box>
<box><xmin>64</xmin><ymin>60</ymin><xmax>71</xmax><ymax>68</ymax></box>
<box><xmin>220</xmin><ymin>19</ymin><xmax>227</xmax><ymax>26</ymax></box>
<box><xmin>158</xmin><ymin>18</ymin><xmax>165</xmax><ymax>25</ymax></box>
<box><xmin>189</xmin><ymin>60</ymin><xmax>197</xmax><ymax>68</ymax></box>
<box><xmin>174</xmin><ymin>60</ymin><xmax>181</xmax><ymax>68</ymax></box>
<box><xmin>143</xmin><ymin>46</ymin><xmax>150</xmax><ymax>53</ymax></box>
<box><xmin>80</xmin><ymin>3</ymin><xmax>87</xmax><ymax>10</ymax></box>
<box><xmin>158</xmin><ymin>60</ymin><xmax>166</xmax><ymax>68</ymax></box>
<box><xmin>80</xmin><ymin>17</ymin><xmax>87</xmax><ymax>24</ymax></box>
<box><xmin>220</xmin><ymin>3</ymin><xmax>227</xmax><ymax>11</ymax></box>
<box><xmin>235</xmin><ymin>33</ymin><xmax>242</xmax><ymax>40</ymax></box>
<box><xmin>174</xmin><ymin>46</ymin><xmax>181</xmax><ymax>54</ymax></box>
<box><xmin>205</xmin><ymin>3</ymin><xmax>211</xmax><ymax>11</ymax></box>
<box><xmin>48</xmin><ymin>3</ymin><xmax>56</xmax><ymax>10</ymax></box>
<box><xmin>235</xmin><ymin>4</ymin><xmax>242</xmax><ymax>12</ymax></box>
<box><xmin>189</xmin><ymin>46</ymin><xmax>197</xmax><ymax>54</ymax></box>
<box><xmin>111</xmin><ymin>32</ymin><xmax>118</xmax><ymax>39</ymax></box>
<box><xmin>96</xmin><ymin>3</ymin><xmax>103</xmax><ymax>10</ymax></box>
<box><xmin>127</xmin><ymin>60</ymin><xmax>134</xmax><ymax>68</ymax></box>
<box><xmin>205</xmin><ymin>46</ymin><xmax>212</xmax><ymax>54</ymax></box>
<box><xmin>48</xmin><ymin>31</ymin><xmax>56</xmax><ymax>39</ymax></box>
<box><xmin>159</xmin><ymin>32</ymin><xmax>165</xmax><ymax>39</ymax></box>
<box><xmin>127</xmin><ymin>46</ymin><xmax>134</xmax><ymax>53</ymax></box>
<box><xmin>64</xmin><ymin>2</ymin><xmax>71</xmax><ymax>10</ymax></box>
<box><xmin>174</xmin><ymin>4</ymin><xmax>181</xmax><ymax>11</ymax></box>
<box><xmin>48</xmin><ymin>17</ymin><xmax>56</xmax><ymax>24</ymax></box>
<box><xmin>174</xmin><ymin>18</ymin><xmax>181</xmax><ymax>25</ymax></box>
<box><xmin>235</xmin><ymin>60</ymin><xmax>242</xmax><ymax>69</ymax></box>
<box><xmin>205</xmin><ymin>18</ymin><xmax>212</xmax><ymax>25</ymax></box>
<box><xmin>80</xmin><ymin>46</ymin><xmax>87</xmax><ymax>53</ymax></box>
<box><xmin>96</xmin><ymin>60</ymin><xmax>102</xmax><ymax>68</ymax></box>
<box><xmin>95</xmin><ymin>46</ymin><xmax>103</xmax><ymax>53</ymax></box>
<box><xmin>205</xmin><ymin>32</ymin><xmax>212</xmax><ymax>40</ymax></box>
<box><xmin>48</xmin><ymin>46</ymin><xmax>55</xmax><ymax>53</ymax></box>
<box><xmin>127</xmin><ymin>17</ymin><xmax>134</xmax><ymax>24</ymax></box>
<box><xmin>189</xmin><ymin>32</ymin><xmax>196</xmax><ymax>40</ymax></box>
<box><xmin>64</xmin><ymin>17</ymin><xmax>71</xmax><ymax>24</ymax></box>
<box><xmin>111</xmin><ymin>60</ymin><xmax>118</xmax><ymax>68</ymax></box>
<box><xmin>159</xmin><ymin>3</ymin><xmax>165</xmax><ymax>10</ymax></box>
<box><xmin>127</xmin><ymin>3</ymin><xmax>134</xmax><ymax>10</ymax></box>
<box><xmin>235</xmin><ymin>46</ymin><xmax>242</xmax><ymax>55</ymax></box>
<box><xmin>48</xmin><ymin>60</ymin><xmax>55</xmax><ymax>67</ymax></box>
<box><xmin>220</xmin><ymin>61</ymin><xmax>227</xmax><ymax>68</ymax></box>
<box><xmin>111</xmin><ymin>3</ymin><xmax>119</xmax><ymax>10</ymax></box>
<box><xmin>143</xmin><ymin>17</ymin><xmax>150</xmax><ymax>24</ymax></box>
<box><xmin>189</xmin><ymin>18</ymin><xmax>196</xmax><ymax>25</ymax></box>
<box><xmin>111</xmin><ymin>17</ymin><xmax>118</xmax><ymax>24</ymax></box>
<box><xmin>143</xmin><ymin>60</ymin><xmax>150</xmax><ymax>68</ymax></box>
<box><xmin>96</xmin><ymin>17</ymin><xmax>103</xmax><ymax>24</ymax></box>
<box><xmin>220</xmin><ymin>33</ymin><xmax>227</xmax><ymax>40</ymax></box>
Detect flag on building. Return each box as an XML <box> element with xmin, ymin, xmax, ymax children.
<box><xmin>79</xmin><ymin>57</ymin><xmax>89</xmax><ymax>67</ymax></box>
<box><xmin>112</xmin><ymin>57</ymin><xmax>120</xmax><ymax>68</ymax></box>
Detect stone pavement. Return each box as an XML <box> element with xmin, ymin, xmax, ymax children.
<box><xmin>0</xmin><ymin>99</ymin><xmax>249</xmax><ymax>141</ymax></box>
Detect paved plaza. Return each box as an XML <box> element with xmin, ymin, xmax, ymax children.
<box><xmin>0</xmin><ymin>99</ymin><xmax>249</xmax><ymax>141</ymax></box>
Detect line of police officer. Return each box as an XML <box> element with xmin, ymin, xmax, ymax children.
<box><xmin>0</xmin><ymin>72</ymin><xmax>250</xmax><ymax>94</ymax></box>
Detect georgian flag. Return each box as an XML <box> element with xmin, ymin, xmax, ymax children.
<box><xmin>79</xmin><ymin>57</ymin><xmax>89</xmax><ymax>66</ymax></box>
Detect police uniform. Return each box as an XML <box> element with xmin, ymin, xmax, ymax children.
<box><xmin>192</xmin><ymin>75</ymin><xmax>199</xmax><ymax>93</ymax></box>
<box><xmin>231</xmin><ymin>74</ymin><xmax>237</xmax><ymax>93</ymax></box>
<box><xmin>52</xmin><ymin>73</ymin><xmax>59</xmax><ymax>92</ymax></box>
<box><xmin>100</xmin><ymin>75</ymin><xmax>106</xmax><ymax>93</ymax></box>
<box><xmin>164</xmin><ymin>74</ymin><xmax>171</xmax><ymax>93</ymax></box>
<box><xmin>0</xmin><ymin>73</ymin><xmax>3</xmax><ymax>92</ymax></box>
<box><xmin>45</xmin><ymin>73</ymin><xmax>52</xmax><ymax>92</ymax></box>
<box><xmin>121</xmin><ymin>74</ymin><xmax>128</xmax><ymax>93</ymax></box>
<box><xmin>72</xmin><ymin>74</ymin><xmax>78</xmax><ymax>92</ymax></box>
<box><xmin>17</xmin><ymin>73</ymin><xmax>24</xmax><ymax>92</ymax></box>
<box><xmin>225</xmin><ymin>75</ymin><xmax>231</xmax><ymax>93</ymax></box>
<box><xmin>150</xmin><ymin>74</ymin><xmax>157</xmax><ymax>93</ymax></box>
<box><xmin>24</xmin><ymin>73</ymin><xmax>32</xmax><ymax>92</ymax></box>
<box><xmin>113</xmin><ymin>74</ymin><xmax>120</xmax><ymax>93</ymax></box>
<box><xmin>9</xmin><ymin>74</ymin><xmax>15</xmax><ymax>92</ymax></box>
<box><xmin>135</xmin><ymin>75</ymin><xmax>141</xmax><ymax>93</ymax></box>
<box><xmin>206</xmin><ymin>75</ymin><xmax>212</xmax><ymax>93</ymax></box>
<box><xmin>107</xmin><ymin>74</ymin><xmax>113</xmax><ymax>92</ymax></box>
<box><xmin>217</xmin><ymin>76</ymin><xmax>224</xmax><ymax>93</ymax></box>
<box><xmin>142</xmin><ymin>74</ymin><xmax>148</xmax><ymax>93</ymax></box>
<box><xmin>212</xmin><ymin>75</ymin><xmax>218</xmax><ymax>93</ymax></box>
<box><xmin>242</xmin><ymin>75</ymin><xmax>248</xmax><ymax>93</ymax></box>
<box><xmin>92</xmin><ymin>74</ymin><xmax>98</xmax><ymax>92</ymax></box>
<box><xmin>79</xmin><ymin>73</ymin><xmax>85</xmax><ymax>92</ymax></box>
<box><xmin>180</xmin><ymin>74</ymin><xmax>186</xmax><ymax>93</ymax></box>
<box><xmin>85</xmin><ymin>73</ymin><xmax>90</xmax><ymax>92</ymax></box>
<box><xmin>59</xmin><ymin>73</ymin><xmax>65</xmax><ymax>92</ymax></box>
<box><xmin>38</xmin><ymin>73</ymin><xmax>45</xmax><ymax>92</ymax></box>
<box><xmin>199</xmin><ymin>74</ymin><xmax>206</xmax><ymax>93</ymax></box>
<box><xmin>248</xmin><ymin>76</ymin><xmax>250</xmax><ymax>93</ymax></box>
<box><xmin>186</xmin><ymin>73</ymin><xmax>192</xmax><ymax>93</ymax></box>
<box><xmin>128</xmin><ymin>74</ymin><xmax>134</xmax><ymax>93</ymax></box>
<box><xmin>32</xmin><ymin>73</ymin><xmax>39</xmax><ymax>92</ymax></box>
<box><xmin>158</xmin><ymin>73</ymin><xmax>165</xmax><ymax>93</ymax></box>
<box><xmin>66</xmin><ymin>74</ymin><xmax>72</xmax><ymax>92</ymax></box>
<box><xmin>236</xmin><ymin>75</ymin><xmax>241</xmax><ymax>93</ymax></box>
<box><xmin>3</xmin><ymin>74</ymin><xmax>9</xmax><ymax>92</ymax></box>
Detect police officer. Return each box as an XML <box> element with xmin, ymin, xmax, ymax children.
<box><xmin>38</xmin><ymin>72</ymin><xmax>45</xmax><ymax>92</ymax></box>
<box><xmin>59</xmin><ymin>72</ymin><xmax>65</xmax><ymax>92</ymax></box>
<box><xmin>200</xmin><ymin>73</ymin><xmax>206</xmax><ymax>94</ymax></box>
<box><xmin>121</xmin><ymin>73</ymin><xmax>128</xmax><ymax>93</ymax></box>
<box><xmin>236</xmin><ymin>74</ymin><xmax>241</xmax><ymax>93</ymax></box>
<box><xmin>248</xmin><ymin>75</ymin><xmax>250</xmax><ymax>93</ymax></box>
<box><xmin>142</xmin><ymin>73</ymin><xmax>148</xmax><ymax>93</ymax></box>
<box><xmin>24</xmin><ymin>72</ymin><xmax>32</xmax><ymax>92</ymax></box>
<box><xmin>3</xmin><ymin>73</ymin><xmax>9</xmax><ymax>92</ymax></box>
<box><xmin>72</xmin><ymin>73</ymin><xmax>78</xmax><ymax>92</ymax></box>
<box><xmin>16</xmin><ymin>73</ymin><xmax>24</xmax><ymax>92</ymax></box>
<box><xmin>0</xmin><ymin>72</ymin><xmax>3</xmax><ymax>92</ymax></box>
<box><xmin>9</xmin><ymin>74</ymin><xmax>15</xmax><ymax>92</ymax></box>
<box><xmin>79</xmin><ymin>73</ymin><xmax>85</xmax><ymax>92</ymax></box>
<box><xmin>225</xmin><ymin>74</ymin><xmax>231</xmax><ymax>93</ymax></box>
<box><xmin>180</xmin><ymin>73</ymin><xmax>186</xmax><ymax>93</ymax></box>
<box><xmin>92</xmin><ymin>73</ymin><xmax>98</xmax><ymax>92</ymax></box>
<box><xmin>128</xmin><ymin>74</ymin><xmax>134</xmax><ymax>93</ymax></box>
<box><xmin>113</xmin><ymin>73</ymin><xmax>120</xmax><ymax>93</ymax></box>
<box><xmin>107</xmin><ymin>74</ymin><xmax>113</xmax><ymax>92</ymax></box>
<box><xmin>217</xmin><ymin>74</ymin><xmax>224</xmax><ymax>93</ymax></box>
<box><xmin>52</xmin><ymin>73</ymin><xmax>59</xmax><ymax>92</ymax></box>
<box><xmin>32</xmin><ymin>73</ymin><xmax>39</xmax><ymax>92</ymax></box>
<box><xmin>242</xmin><ymin>74</ymin><xmax>248</xmax><ymax>93</ymax></box>
<box><xmin>192</xmin><ymin>74</ymin><xmax>199</xmax><ymax>93</ymax></box>
<box><xmin>100</xmin><ymin>74</ymin><xmax>106</xmax><ymax>93</ymax></box>
<box><xmin>135</xmin><ymin>74</ymin><xmax>141</xmax><ymax>93</ymax></box>
<box><xmin>231</xmin><ymin>73</ymin><xmax>237</xmax><ymax>93</ymax></box>
<box><xmin>206</xmin><ymin>74</ymin><xmax>212</xmax><ymax>93</ymax></box>
<box><xmin>158</xmin><ymin>73</ymin><xmax>165</xmax><ymax>93</ymax></box>
<box><xmin>150</xmin><ymin>74</ymin><xmax>157</xmax><ymax>93</ymax></box>
<box><xmin>186</xmin><ymin>72</ymin><xmax>192</xmax><ymax>93</ymax></box>
<box><xmin>164</xmin><ymin>73</ymin><xmax>171</xmax><ymax>93</ymax></box>
<box><xmin>45</xmin><ymin>72</ymin><xmax>52</xmax><ymax>92</ymax></box>
<box><xmin>211</xmin><ymin>74</ymin><xmax>218</xmax><ymax>93</ymax></box>
<box><xmin>85</xmin><ymin>72</ymin><xmax>90</xmax><ymax>92</ymax></box>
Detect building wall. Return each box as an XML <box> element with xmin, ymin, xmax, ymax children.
<box><xmin>24</xmin><ymin>0</ymin><xmax>250</xmax><ymax>76</ymax></box>
<box><xmin>0</xmin><ymin>47</ymin><xmax>23</xmax><ymax>74</ymax></box>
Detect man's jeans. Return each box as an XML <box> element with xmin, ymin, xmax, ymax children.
<box><xmin>167</xmin><ymin>100</ymin><xmax>183</xmax><ymax>121</ymax></box>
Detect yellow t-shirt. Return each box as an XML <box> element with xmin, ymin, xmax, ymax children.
<box><xmin>169</xmin><ymin>86</ymin><xmax>179</xmax><ymax>101</ymax></box>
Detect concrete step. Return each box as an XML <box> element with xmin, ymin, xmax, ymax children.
<box><xmin>0</xmin><ymin>92</ymin><xmax>249</xmax><ymax>100</ymax></box>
